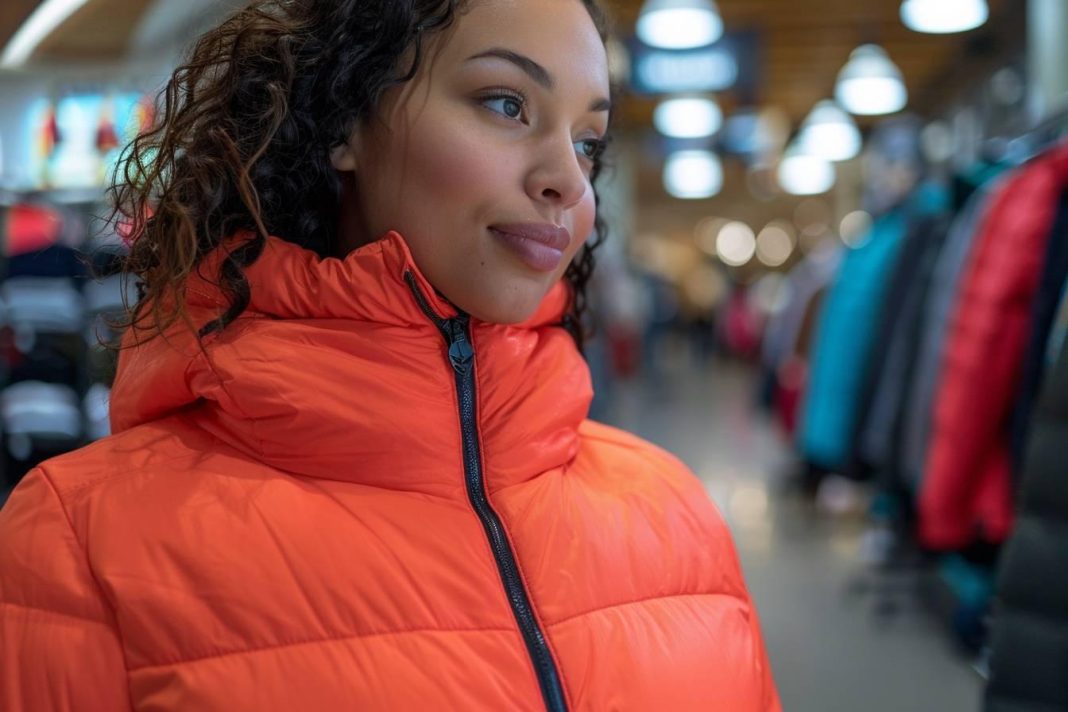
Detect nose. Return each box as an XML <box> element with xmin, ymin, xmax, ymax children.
<box><xmin>525</xmin><ymin>135</ymin><xmax>589</xmax><ymax>210</ymax></box>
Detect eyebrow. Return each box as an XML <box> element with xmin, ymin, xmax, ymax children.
<box><xmin>466</xmin><ymin>47</ymin><xmax>612</xmax><ymax>113</ymax></box>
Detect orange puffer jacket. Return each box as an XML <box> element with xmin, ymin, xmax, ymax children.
<box><xmin>0</xmin><ymin>232</ymin><xmax>779</xmax><ymax>711</ymax></box>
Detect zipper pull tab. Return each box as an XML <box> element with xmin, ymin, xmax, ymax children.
<box><xmin>446</xmin><ymin>319</ymin><xmax>474</xmax><ymax>374</ymax></box>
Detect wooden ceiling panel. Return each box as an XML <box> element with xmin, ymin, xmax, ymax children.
<box><xmin>0</xmin><ymin>0</ymin><xmax>153</xmax><ymax>64</ymax></box>
<box><xmin>0</xmin><ymin>0</ymin><xmax>42</xmax><ymax>39</ymax></box>
<box><xmin>33</xmin><ymin>0</ymin><xmax>153</xmax><ymax>61</ymax></box>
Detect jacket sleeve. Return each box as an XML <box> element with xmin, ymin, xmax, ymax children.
<box><xmin>748</xmin><ymin>593</ymin><xmax>782</xmax><ymax>712</ymax></box>
<box><xmin>0</xmin><ymin>468</ymin><xmax>133</xmax><ymax>711</ymax></box>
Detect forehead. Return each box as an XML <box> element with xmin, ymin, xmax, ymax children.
<box><xmin>438</xmin><ymin>0</ymin><xmax>609</xmax><ymax>89</ymax></box>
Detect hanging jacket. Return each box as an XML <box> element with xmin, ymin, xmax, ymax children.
<box><xmin>760</xmin><ymin>240</ymin><xmax>843</xmax><ymax>376</ymax></box>
<box><xmin>844</xmin><ymin>182</ymin><xmax>952</xmax><ymax>481</ymax></box>
<box><xmin>984</xmin><ymin>282</ymin><xmax>1068</xmax><ymax>712</ymax></box>
<box><xmin>855</xmin><ymin>213</ymin><xmax>951</xmax><ymax>481</ymax></box>
<box><xmin>798</xmin><ymin>209</ymin><xmax>908</xmax><ymax>472</ymax></box>
<box><xmin>0</xmin><ymin>231</ymin><xmax>780</xmax><ymax>712</ymax></box>
<box><xmin>760</xmin><ymin>241</ymin><xmax>842</xmax><ymax>434</ymax></box>
<box><xmin>899</xmin><ymin>181</ymin><xmax>996</xmax><ymax>494</ymax></box>
<box><xmin>919</xmin><ymin>143</ymin><xmax>1068</xmax><ymax>550</ymax></box>
<box><xmin>1008</xmin><ymin>187</ymin><xmax>1068</xmax><ymax>475</ymax></box>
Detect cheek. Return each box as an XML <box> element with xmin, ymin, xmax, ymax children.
<box><xmin>407</xmin><ymin>120</ymin><xmax>510</xmax><ymax>205</ymax></box>
<box><xmin>569</xmin><ymin>190</ymin><xmax>598</xmax><ymax>254</ymax></box>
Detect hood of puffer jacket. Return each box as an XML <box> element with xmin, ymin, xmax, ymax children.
<box><xmin>108</xmin><ymin>231</ymin><xmax>593</xmax><ymax>498</ymax></box>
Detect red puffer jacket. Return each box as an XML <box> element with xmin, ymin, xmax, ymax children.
<box><xmin>0</xmin><ymin>232</ymin><xmax>779</xmax><ymax>711</ymax></box>
<box><xmin>919</xmin><ymin>144</ymin><xmax>1068</xmax><ymax>549</ymax></box>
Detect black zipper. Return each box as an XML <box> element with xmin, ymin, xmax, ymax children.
<box><xmin>404</xmin><ymin>271</ymin><xmax>568</xmax><ymax>712</ymax></box>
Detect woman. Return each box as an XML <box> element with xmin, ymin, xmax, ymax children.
<box><xmin>0</xmin><ymin>0</ymin><xmax>779</xmax><ymax>709</ymax></box>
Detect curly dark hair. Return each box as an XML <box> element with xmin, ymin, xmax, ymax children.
<box><xmin>108</xmin><ymin>0</ymin><xmax>613</xmax><ymax>349</ymax></box>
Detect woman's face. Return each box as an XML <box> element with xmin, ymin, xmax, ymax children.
<box><xmin>331</xmin><ymin>0</ymin><xmax>610</xmax><ymax>324</ymax></box>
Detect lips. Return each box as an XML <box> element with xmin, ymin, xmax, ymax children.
<box><xmin>489</xmin><ymin>223</ymin><xmax>573</xmax><ymax>273</ymax></box>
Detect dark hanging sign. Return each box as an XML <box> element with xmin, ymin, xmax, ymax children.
<box><xmin>628</xmin><ymin>31</ymin><xmax>760</xmax><ymax>101</ymax></box>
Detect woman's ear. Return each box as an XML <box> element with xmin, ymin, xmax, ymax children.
<box><xmin>330</xmin><ymin>138</ymin><xmax>359</xmax><ymax>172</ymax></box>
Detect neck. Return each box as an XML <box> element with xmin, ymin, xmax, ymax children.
<box><xmin>334</xmin><ymin>170</ymin><xmax>376</xmax><ymax>257</ymax></box>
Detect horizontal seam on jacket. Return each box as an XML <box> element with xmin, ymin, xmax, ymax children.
<box><xmin>548</xmin><ymin>591</ymin><xmax>746</xmax><ymax>628</ymax></box>
<box><xmin>127</xmin><ymin>625</ymin><xmax>518</xmax><ymax>672</ymax></box>
<box><xmin>46</xmin><ymin>413</ymin><xmax>265</xmax><ymax>499</ymax></box>
<box><xmin>0</xmin><ymin>600</ymin><xmax>112</xmax><ymax>627</ymax></box>
<box><xmin>49</xmin><ymin>448</ymin><xmax>216</xmax><ymax>498</ymax></box>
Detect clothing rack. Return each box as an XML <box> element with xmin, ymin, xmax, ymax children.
<box><xmin>1005</xmin><ymin>102</ymin><xmax>1068</xmax><ymax>164</ymax></box>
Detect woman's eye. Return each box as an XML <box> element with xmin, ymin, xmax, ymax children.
<box><xmin>576</xmin><ymin>138</ymin><xmax>605</xmax><ymax>161</ymax></box>
<box><xmin>483</xmin><ymin>95</ymin><xmax>525</xmax><ymax>121</ymax></box>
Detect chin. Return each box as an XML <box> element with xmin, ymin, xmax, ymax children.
<box><xmin>459</xmin><ymin>284</ymin><xmax>548</xmax><ymax>325</ymax></box>
<box><xmin>465</xmin><ymin>300</ymin><xmax>541</xmax><ymax>325</ymax></box>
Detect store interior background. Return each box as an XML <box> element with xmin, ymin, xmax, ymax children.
<box><xmin>2</xmin><ymin>1</ymin><xmax>1067</xmax><ymax>710</ymax></box>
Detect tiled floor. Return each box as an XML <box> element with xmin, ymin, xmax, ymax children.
<box><xmin>599</xmin><ymin>350</ymin><xmax>984</xmax><ymax>712</ymax></box>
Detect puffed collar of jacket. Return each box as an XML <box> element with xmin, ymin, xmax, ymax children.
<box><xmin>108</xmin><ymin>231</ymin><xmax>592</xmax><ymax>497</ymax></box>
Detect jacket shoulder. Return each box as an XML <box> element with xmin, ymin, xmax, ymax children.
<box><xmin>11</xmin><ymin>415</ymin><xmax>237</xmax><ymax>559</ymax></box>
<box><xmin>32</xmin><ymin>414</ymin><xmax>222</xmax><ymax>501</ymax></box>
<box><xmin>0</xmin><ymin>419</ymin><xmax>210</xmax><ymax>607</ymax></box>
<box><xmin>577</xmin><ymin>419</ymin><xmax>695</xmax><ymax>481</ymax></box>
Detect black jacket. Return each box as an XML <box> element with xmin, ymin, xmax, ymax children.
<box><xmin>1009</xmin><ymin>188</ymin><xmax>1068</xmax><ymax>475</ymax></box>
<box><xmin>985</xmin><ymin>284</ymin><xmax>1068</xmax><ymax>712</ymax></box>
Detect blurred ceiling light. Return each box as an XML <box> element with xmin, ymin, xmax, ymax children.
<box><xmin>798</xmin><ymin>100</ymin><xmax>862</xmax><ymax>161</ymax></box>
<box><xmin>1</xmin><ymin>0</ymin><xmax>90</xmax><ymax>68</ymax></box>
<box><xmin>900</xmin><ymin>0</ymin><xmax>988</xmax><ymax>34</ymax></box>
<box><xmin>664</xmin><ymin>150</ymin><xmax>723</xmax><ymax>199</ymax></box>
<box><xmin>755</xmin><ymin>224</ymin><xmax>795</xmax><ymax>267</ymax></box>
<box><xmin>694</xmin><ymin>216</ymin><xmax>726</xmax><ymax>256</ymax></box>
<box><xmin>777</xmin><ymin>145</ymin><xmax>836</xmax><ymax>195</ymax></box>
<box><xmin>654</xmin><ymin>96</ymin><xmax>723</xmax><ymax>138</ymax></box>
<box><xmin>769</xmin><ymin>218</ymin><xmax>798</xmax><ymax>241</ymax></box>
<box><xmin>840</xmin><ymin>210</ymin><xmax>874</xmax><ymax>248</ymax></box>
<box><xmin>716</xmin><ymin>221</ymin><xmax>756</xmax><ymax>267</ymax></box>
<box><xmin>835</xmin><ymin>45</ymin><xmax>908</xmax><ymax>116</ymax></box>
<box><xmin>637</xmin><ymin>0</ymin><xmax>724</xmax><ymax>50</ymax></box>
